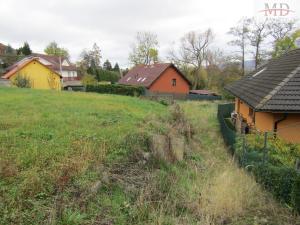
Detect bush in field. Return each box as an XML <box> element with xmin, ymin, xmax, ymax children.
<box><xmin>86</xmin><ymin>84</ymin><xmax>145</xmax><ymax>97</ymax></box>
<box><xmin>12</xmin><ymin>74</ymin><xmax>31</xmax><ymax>88</ymax></box>
<box><xmin>81</xmin><ymin>74</ymin><xmax>98</xmax><ymax>86</ymax></box>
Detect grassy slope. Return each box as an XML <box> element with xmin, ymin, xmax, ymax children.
<box><xmin>0</xmin><ymin>88</ymin><xmax>298</xmax><ymax>225</ymax></box>
<box><xmin>0</xmin><ymin>87</ymin><xmax>167</xmax><ymax>224</ymax></box>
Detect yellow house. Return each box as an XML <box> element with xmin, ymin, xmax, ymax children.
<box><xmin>2</xmin><ymin>58</ymin><xmax>62</xmax><ymax>90</ymax></box>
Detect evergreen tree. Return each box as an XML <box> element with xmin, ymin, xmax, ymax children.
<box><xmin>113</xmin><ymin>63</ymin><xmax>120</xmax><ymax>72</ymax></box>
<box><xmin>103</xmin><ymin>59</ymin><xmax>112</xmax><ymax>71</ymax></box>
<box><xmin>17</xmin><ymin>42</ymin><xmax>32</xmax><ymax>55</ymax></box>
<box><xmin>6</xmin><ymin>44</ymin><xmax>14</xmax><ymax>54</ymax></box>
<box><xmin>20</xmin><ymin>42</ymin><xmax>32</xmax><ymax>55</ymax></box>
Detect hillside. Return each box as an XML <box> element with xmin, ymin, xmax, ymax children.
<box><xmin>0</xmin><ymin>88</ymin><xmax>299</xmax><ymax>225</ymax></box>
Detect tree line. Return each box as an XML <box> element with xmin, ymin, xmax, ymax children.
<box><xmin>128</xmin><ymin>17</ymin><xmax>299</xmax><ymax>93</ymax></box>
<box><xmin>1</xmin><ymin>17</ymin><xmax>299</xmax><ymax>91</ymax></box>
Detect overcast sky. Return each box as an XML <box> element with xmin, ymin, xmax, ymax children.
<box><xmin>0</xmin><ymin>0</ymin><xmax>299</xmax><ymax>67</ymax></box>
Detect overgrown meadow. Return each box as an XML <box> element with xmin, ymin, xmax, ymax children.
<box><xmin>0</xmin><ymin>88</ymin><xmax>298</xmax><ymax>225</ymax></box>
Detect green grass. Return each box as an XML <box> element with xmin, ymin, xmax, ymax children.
<box><xmin>0</xmin><ymin>87</ymin><xmax>167</xmax><ymax>224</ymax></box>
<box><xmin>0</xmin><ymin>88</ymin><xmax>298</xmax><ymax>225</ymax></box>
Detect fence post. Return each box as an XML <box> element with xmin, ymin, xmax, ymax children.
<box><xmin>262</xmin><ymin>132</ymin><xmax>268</xmax><ymax>165</ymax></box>
<box><xmin>242</xmin><ymin>134</ymin><xmax>246</xmax><ymax>166</ymax></box>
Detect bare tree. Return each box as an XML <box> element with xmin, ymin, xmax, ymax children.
<box><xmin>267</xmin><ymin>18</ymin><xmax>296</xmax><ymax>42</ymax></box>
<box><xmin>169</xmin><ymin>29</ymin><xmax>214</xmax><ymax>89</ymax></box>
<box><xmin>129</xmin><ymin>32</ymin><xmax>159</xmax><ymax>65</ymax></box>
<box><xmin>228</xmin><ymin>18</ymin><xmax>251</xmax><ymax>75</ymax></box>
<box><xmin>248</xmin><ymin>18</ymin><xmax>270</xmax><ymax>69</ymax></box>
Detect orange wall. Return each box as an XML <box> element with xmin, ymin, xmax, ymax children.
<box><xmin>149</xmin><ymin>67</ymin><xmax>190</xmax><ymax>94</ymax></box>
<box><xmin>255</xmin><ymin>112</ymin><xmax>274</xmax><ymax>132</ymax></box>
<box><xmin>235</xmin><ymin>98</ymin><xmax>254</xmax><ymax>125</ymax></box>
<box><xmin>276</xmin><ymin>114</ymin><xmax>300</xmax><ymax>143</ymax></box>
<box><xmin>235</xmin><ymin>98</ymin><xmax>300</xmax><ymax>143</ymax></box>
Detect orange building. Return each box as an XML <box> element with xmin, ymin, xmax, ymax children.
<box><xmin>226</xmin><ymin>49</ymin><xmax>300</xmax><ymax>143</ymax></box>
<box><xmin>118</xmin><ymin>63</ymin><xmax>190</xmax><ymax>94</ymax></box>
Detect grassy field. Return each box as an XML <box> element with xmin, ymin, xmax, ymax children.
<box><xmin>0</xmin><ymin>87</ymin><xmax>299</xmax><ymax>225</ymax></box>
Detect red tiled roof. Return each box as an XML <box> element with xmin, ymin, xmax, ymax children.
<box><xmin>118</xmin><ymin>63</ymin><xmax>190</xmax><ymax>88</ymax></box>
<box><xmin>2</xmin><ymin>58</ymin><xmax>62</xmax><ymax>79</ymax></box>
<box><xmin>31</xmin><ymin>53</ymin><xmax>77</xmax><ymax>71</ymax></box>
<box><xmin>4</xmin><ymin>53</ymin><xmax>77</xmax><ymax>74</ymax></box>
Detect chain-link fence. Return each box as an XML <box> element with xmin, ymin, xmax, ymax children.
<box><xmin>217</xmin><ymin>103</ymin><xmax>236</xmax><ymax>153</ymax></box>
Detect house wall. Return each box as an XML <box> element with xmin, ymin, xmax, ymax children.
<box><xmin>235</xmin><ymin>98</ymin><xmax>254</xmax><ymax>124</ymax></box>
<box><xmin>60</xmin><ymin>70</ymin><xmax>77</xmax><ymax>78</ymax></box>
<box><xmin>9</xmin><ymin>61</ymin><xmax>61</xmax><ymax>90</ymax></box>
<box><xmin>255</xmin><ymin>112</ymin><xmax>274</xmax><ymax>132</ymax></box>
<box><xmin>149</xmin><ymin>67</ymin><xmax>190</xmax><ymax>94</ymax></box>
<box><xmin>235</xmin><ymin>98</ymin><xmax>300</xmax><ymax>143</ymax></box>
<box><xmin>276</xmin><ymin>114</ymin><xmax>300</xmax><ymax>143</ymax></box>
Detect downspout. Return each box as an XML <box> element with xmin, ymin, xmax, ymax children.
<box><xmin>273</xmin><ymin>113</ymin><xmax>288</xmax><ymax>137</ymax></box>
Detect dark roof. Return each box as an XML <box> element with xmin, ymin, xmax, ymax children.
<box><xmin>118</xmin><ymin>63</ymin><xmax>191</xmax><ymax>88</ymax></box>
<box><xmin>225</xmin><ymin>49</ymin><xmax>300</xmax><ymax>112</ymax></box>
<box><xmin>190</xmin><ymin>90</ymin><xmax>218</xmax><ymax>96</ymax></box>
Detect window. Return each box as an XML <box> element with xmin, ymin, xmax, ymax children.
<box><xmin>172</xmin><ymin>79</ymin><xmax>176</xmax><ymax>87</ymax></box>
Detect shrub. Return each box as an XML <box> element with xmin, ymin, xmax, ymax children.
<box><xmin>96</xmin><ymin>69</ymin><xmax>120</xmax><ymax>83</ymax></box>
<box><xmin>291</xmin><ymin>175</ymin><xmax>300</xmax><ymax>213</ymax></box>
<box><xmin>252</xmin><ymin>164</ymin><xmax>298</xmax><ymax>203</ymax></box>
<box><xmin>81</xmin><ymin>74</ymin><xmax>98</xmax><ymax>86</ymax></box>
<box><xmin>86</xmin><ymin>84</ymin><xmax>145</xmax><ymax>97</ymax></box>
<box><xmin>12</xmin><ymin>74</ymin><xmax>31</xmax><ymax>88</ymax></box>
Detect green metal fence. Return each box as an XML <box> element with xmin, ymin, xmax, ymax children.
<box><xmin>217</xmin><ymin>103</ymin><xmax>300</xmax><ymax>212</ymax></box>
<box><xmin>217</xmin><ymin>103</ymin><xmax>236</xmax><ymax>153</ymax></box>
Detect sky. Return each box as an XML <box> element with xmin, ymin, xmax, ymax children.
<box><xmin>0</xmin><ymin>0</ymin><xmax>299</xmax><ymax>68</ymax></box>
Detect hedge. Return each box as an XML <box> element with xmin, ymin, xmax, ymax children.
<box><xmin>86</xmin><ymin>84</ymin><xmax>145</xmax><ymax>96</ymax></box>
<box><xmin>236</xmin><ymin>148</ymin><xmax>300</xmax><ymax>212</ymax></box>
<box><xmin>252</xmin><ymin>164</ymin><xmax>298</xmax><ymax>203</ymax></box>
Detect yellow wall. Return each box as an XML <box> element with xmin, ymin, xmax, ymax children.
<box><xmin>10</xmin><ymin>61</ymin><xmax>61</xmax><ymax>90</ymax></box>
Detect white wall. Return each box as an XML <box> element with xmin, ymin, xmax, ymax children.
<box><xmin>59</xmin><ymin>70</ymin><xmax>78</xmax><ymax>78</ymax></box>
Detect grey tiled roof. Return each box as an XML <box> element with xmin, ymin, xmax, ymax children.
<box><xmin>225</xmin><ymin>49</ymin><xmax>300</xmax><ymax>112</ymax></box>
